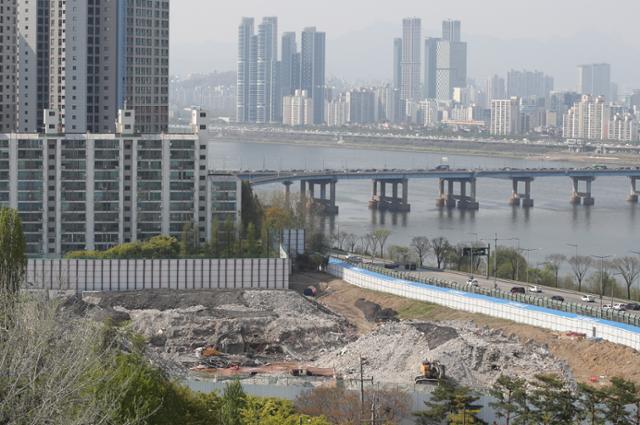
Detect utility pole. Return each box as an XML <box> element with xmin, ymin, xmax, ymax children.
<box><xmin>592</xmin><ymin>255</ymin><xmax>611</xmax><ymax>308</ymax></box>
<box><xmin>520</xmin><ymin>248</ymin><xmax>538</xmax><ymax>284</ymax></box>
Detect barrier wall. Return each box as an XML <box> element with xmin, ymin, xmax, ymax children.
<box><xmin>328</xmin><ymin>259</ymin><xmax>640</xmax><ymax>351</ymax></box>
<box><xmin>26</xmin><ymin>258</ymin><xmax>290</xmax><ymax>292</ymax></box>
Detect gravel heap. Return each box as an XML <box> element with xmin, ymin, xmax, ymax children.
<box><xmin>314</xmin><ymin>321</ymin><xmax>572</xmax><ymax>389</ymax></box>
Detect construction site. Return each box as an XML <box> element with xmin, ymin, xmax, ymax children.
<box><xmin>69</xmin><ymin>272</ymin><xmax>640</xmax><ymax>392</ymax></box>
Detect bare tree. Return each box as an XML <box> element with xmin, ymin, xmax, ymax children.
<box><xmin>569</xmin><ymin>256</ymin><xmax>593</xmax><ymax>292</ymax></box>
<box><xmin>431</xmin><ymin>237</ymin><xmax>451</xmax><ymax>270</ymax></box>
<box><xmin>613</xmin><ymin>256</ymin><xmax>640</xmax><ymax>300</ymax></box>
<box><xmin>546</xmin><ymin>254</ymin><xmax>567</xmax><ymax>288</ymax></box>
<box><xmin>373</xmin><ymin>229</ymin><xmax>392</xmax><ymax>258</ymax></box>
<box><xmin>334</xmin><ymin>231</ymin><xmax>349</xmax><ymax>251</ymax></box>
<box><xmin>364</xmin><ymin>233</ymin><xmax>378</xmax><ymax>258</ymax></box>
<box><xmin>345</xmin><ymin>233</ymin><xmax>358</xmax><ymax>253</ymax></box>
<box><xmin>411</xmin><ymin>237</ymin><xmax>431</xmax><ymax>267</ymax></box>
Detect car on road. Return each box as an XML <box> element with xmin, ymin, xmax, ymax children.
<box><xmin>581</xmin><ymin>295</ymin><xmax>596</xmax><ymax>303</ymax></box>
<box><xmin>345</xmin><ymin>255</ymin><xmax>362</xmax><ymax>262</ymax></box>
<box><xmin>528</xmin><ymin>286</ymin><xmax>543</xmax><ymax>293</ymax></box>
<box><xmin>613</xmin><ymin>303</ymin><xmax>626</xmax><ymax>311</ymax></box>
<box><xmin>625</xmin><ymin>303</ymin><xmax>640</xmax><ymax>311</ymax></box>
<box><xmin>435</xmin><ymin>165</ymin><xmax>450</xmax><ymax>171</ymax></box>
<box><xmin>603</xmin><ymin>304</ymin><xmax>613</xmax><ymax>310</ymax></box>
<box><xmin>466</xmin><ymin>277</ymin><xmax>479</xmax><ymax>287</ymax></box>
<box><xmin>510</xmin><ymin>287</ymin><xmax>526</xmax><ymax>295</ymax></box>
<box><xmin>551</xmin><ymin>296</ymin><xmax>565</xmax><ymax>303</ymax></box>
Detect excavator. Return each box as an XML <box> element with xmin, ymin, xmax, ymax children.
<box><xmin>415</xmin><ymin>359</ymin><xmax>446</xmax><ymax>384</ymax></box>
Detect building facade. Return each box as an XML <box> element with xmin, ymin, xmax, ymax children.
<box><xmin>0</xmin><ymin>109</ymin><xmax>241</xmax><ymax>257</ymax></box>
<box><xmin>424</xmin><ymin>20</ymin><xmax>467</xmax><ymax>102</ymax></box>
<box><xmin>282</xmin><ymin>90</ymin><xmax>313</xmax><ymax>126</ymax></box>
<box><xmin>300</xmin><ymin>27</ymin><xmax>326</xmax><ymax>125</ymax></box>
<box><xmin>400</xmin><ymin>17</ymin><xmax>421</xmax><ymax>102</ymax></box>
<box><xmin>256</xmin><ymin>17</ymin><xmax>279</xmax><ymax>123</ymax></box>
<box><xmin>563</xmin><ymin>95</ymin><xmax>610</xmax><ymax>140</ymax></box>
<box><xmin>490</xmin><ymin>97</ymin><xmax>521</xmax><ymax>136</ymax></box>
<box><xmin>0</xmin><ymin>0</ymin><xmax>17</xmax><ymax>133</ymax></box>
<box><xmin>578</xmin><ymin>63</ymin><xmax>611</xmax><ymax>100</ymax></box>
<box><xmin>507</xmin><ymin>70</ymin><xmax>553</xmax><ymax>99</ymax></box>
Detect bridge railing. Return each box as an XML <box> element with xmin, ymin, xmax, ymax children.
<box><xmin>345</xmin><ymin>260</ymin><xmax>640</xmax><ymax>329</ymax></box>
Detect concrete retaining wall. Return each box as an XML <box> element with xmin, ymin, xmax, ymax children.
<box><xmin>328</xmin><ymin>259</ymin><xmax>640</xmax><ymax>352</ymax></box>
<box><xmin>26</xmin><ymin>258</ymin><xmax>290</xmax><ymax>292</ymax></box>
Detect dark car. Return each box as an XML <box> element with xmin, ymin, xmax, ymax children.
<box><xmin>625</xmin><ymin>303</ymin><xmax>640</xmax><ymax>311</ymax></box>
<box><xmin>551</xmin><ymin>295</ymin><xmax>565</xmax><ymax>303</ymax></box>
<box><xmin>435</xmin><ymin>165</ymin><xmax>450</xmax><ymax>171</ymax></box>
<box><xmin>510</xmin><ymin>287</ymin><xmax>526</xmax><ymax>295</ymax></box>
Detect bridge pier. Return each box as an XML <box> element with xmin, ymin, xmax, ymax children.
<box><xmin>436</xmin><ymin>178</ymin><xmax>479</xmax><ymax>210</ymax></box>
<box><xmin>509</xmin><ymin>177</ymin><xmax>534</xmax><ymax>208</ymax></box>
<box><xmin>570</xmin><ymin>176</ymin><xmax>595</xmax><ymax>206</ymax></box>
<box><xmin>283</xmin><ymin>181</ymin><xmax>293</xmax><ymax>204</ymax></box>
<box><xmin>369</xmin><ymin>178</ymin><xmax>410</xmax><ymax>212</ymax></box>
<box><xmin>628</xmin><ymin>177</ymin><xmax>639</xmax><ymax>203</ymax></box>
<box><xmin>301</xmin><ymin>179</ymin><xmax>339</xmax><ymax>214</ymax></box>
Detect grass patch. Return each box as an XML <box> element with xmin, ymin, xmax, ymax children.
<box><xmin>396</xmin><ymin>301</ymin><xmax>439</xmax><ymax>320</ymax></box>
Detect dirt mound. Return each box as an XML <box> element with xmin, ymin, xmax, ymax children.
<box><xmin>355</xmin><ymin>299</ymin><xmax>398</xmax><ymax>323</ymax></box>
<box><xmin>82</xmin><ymin>290</ymin><xmax>356</xmax><ymax>376</ymax></box>
<box><xmin>314</xmin><ymin>321</ymin><xmax>572</xmax><ymax>389</ymax></box>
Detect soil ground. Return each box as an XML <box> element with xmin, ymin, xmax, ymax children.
<box><xmin>291</xmin><ymin>272</ymin><xmax>640</xmax><ymax>387</ymax></box>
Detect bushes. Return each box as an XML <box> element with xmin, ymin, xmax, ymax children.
<box><xmin>65</xmin><ymin>235</ymin><xmax>180</xmax><ymax>259</ymax></box>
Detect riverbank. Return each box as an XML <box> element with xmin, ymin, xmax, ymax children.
<box><xmin>211</xmin><ymin>134</ymin><xmax>640</xmax><ymax>167</ymax></box>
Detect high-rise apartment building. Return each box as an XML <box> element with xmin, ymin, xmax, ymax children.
<box><xmin>507</xmin><ymin>70</ymin><xmax>553</xmax><ymax>99</ymax></box>
<box><xmin>578</xmin><ymin>63</ymin><xmax>611</xmax><ymax>100</ymax></box>
<box><xmin>424</xmin><ymin>20</ymin><xmax>467</xmax><ymax>102</ymax></box>
<box><xmin>486</xmin><ymin>75</ymin><xmax>506</xmax><ymax>106</ymax></box>
<box><xmin>281</xmin><ymin>32</ymin><xmax>300</xmax><ymax>98</ymax></box>
<box><xmin>393</xmin><ymin>38</ymin><xmax>402</xmax><ymax>90</ymax></box>
<box><xmin>563</xmin><ymin>95</ymin><xmax>610</xmax><ymax>140</ymax></box>
<box><xmin>14</xmin><ymin>0</ymin><xmax>169</xmax><ymax>134</ymax></box>
<box><xmin>237</xmin><ymin>17</ymin><xmax>256</xmax><ymax>123</ymax></box>
<box><xmin>256</xmin><ymin>17</ymin><xmax>279</xmax><ymax>123</ymax></box>
<box><xmin>401</xmin><ymin>18</ymin><xmax>421</xmax><ymax>102</ymax></box>
<box><xmin>282</xmin><ymin>90</ymin><xmax>313</xmax><ymax>126</ymax></box>
<box><xmin>0</xmin><ymin>0</ymin><xmax>17</xmax><ymax>133</ymax></box>
<box><xmin>491</xmin><ymin>97</ymin><xmax>521</xmax><ymax>136</ymax></box>
<box><xmin>300</xmin><ymin>27</ymin><xmax>326</xmax><ymax>125</ymax></box>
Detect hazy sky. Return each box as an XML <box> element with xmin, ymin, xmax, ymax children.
<box><xmin>170</xmin><ymin>0</ymin><xmax>640</xmax><ymax>89</ymax></box>
<box><xmin>171</xmin><ymin>0</ymin><xmax>636</xmax><ymax>44</ymax></box>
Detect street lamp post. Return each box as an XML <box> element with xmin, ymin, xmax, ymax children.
<box><xmin>467</xmin><ymin>232</ymin><xmax>479</xmax><ymax>277</ymax></box>
<box><xmin>592</xmin><ymin>255</ymin><xmax>612</xmax><ymax>308</ymax></box>
<box><xmin>521</xmin><ymin>248</ymin><xmax>539</xmax><ymax>284</ymax></box>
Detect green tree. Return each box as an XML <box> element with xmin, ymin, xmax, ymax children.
<box><xmin>246</xmin><ymin>223</ymin><xmax>259</xmax><ymax>258</ymax></box>
<box><xmin>0</xmin><ymin>208</ymin><xmax>26</xmax><ymax>295</ymax></box>
<box><xmin>602</xmin><ymin>377</ymin><xmax>637</xmax><ymax>425</ymax></box>
<box><xmin>222</xmin><ymin>216</ymin><xmax>237</xmax><ymax>258</ymax></box>
<box><xmin>575</xmin><ymin>383</ymin><xmax>607</xmax><ymax>425</ymax></box>
<box><xmin>489</xmin><ymin>248</ymin><xmax>527</xmax><ymax>282</ymax></box>
<box><xmin>416</xmin><ymin>380</ymin><xmax>465</xmax><ymax>424</ymax></box>
<box><xmin>388</xmin><ymin>245</ymin><xmax>411</xmax><ymax>264</ymax></box>
<box><xmin>241</xmin><ymin>397</ymin><xmax>329</xmax><ymax>425</ymax></box>
<box><xmin>489</xmin><ymin>375</ymin><xmax>527</xmax><ymax>425</ymax></box>
<box><xmin>528</xmin><ymin>374</ymin><xmax>576</xmax><ymax>425</ymax></box>
<box><xmin>241</xmin><ymin>181</ymin><xmax>263</xmax><ymax>232</ymax></box>
<box><xmin>209</xmin><ymin>217</ymin><xmax>221</xmax><ymax>258</ymax></box>
<box><xmin>220</xmin><ymin>380</ymin><xmax>247</xmax><ymax>425</ymax></box>
<box><xmin>179</xmin><ymin>221</ymin><xmax>197</xmax><ymax>257</ymax></box>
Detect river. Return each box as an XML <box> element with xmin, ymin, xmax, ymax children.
<box><xmin>209</xmin><ymin>139</ymin><xmax>640</xmax><ymax>264</ymax></box>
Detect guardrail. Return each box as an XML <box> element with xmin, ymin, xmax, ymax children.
<box><xmin>341</xmin><ymin>259</ymin><xmax>640</xmax><ymax>328</ymax></box>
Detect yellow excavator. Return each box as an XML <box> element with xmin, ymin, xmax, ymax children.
<box><xmin>415</xmin><ymin>359</ymin><xmax>446</xmax><ymax>384</ymax></box>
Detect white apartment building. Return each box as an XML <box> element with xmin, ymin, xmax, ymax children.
<box><xmin>490</xmin><ymin>97</ymin><xmax>521</xmax><ymax>136</ymax></box>
<box><xmin>282</xmin><ymin>90</ymin><xmax>313</xmax><ymax>126</ymax></box>
<box><xmin>0</xmin><ymin>109</ymin><xmax>242</xmax><ymax>257</ymax></box>
<box><xmin>563</xmin><ymin>95</ymin><xmax>610</xmax><ymax>140</ymax></box>
<box><xmin>325</xmin><ymin>96</ymin><xmax>349</xmax><ymax>127</ymax></box>
<box><xmin>419</xmin><ymin>99</ymin><xmax>439</xmax><ymax>127</ymax></box>
<box><xmin>609</xmin><ymin>113</ymin><xmax>638</xmax><ymax>142</ymax></box>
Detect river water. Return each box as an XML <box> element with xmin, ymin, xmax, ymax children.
<box><xmin>209</xmin><ymin>139</ymin><xmax>640</xmax><ymax>264</ymax></box>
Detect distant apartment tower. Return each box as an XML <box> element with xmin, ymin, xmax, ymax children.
<box><xmin>325</xmin><ymin>94</ymin><xmax>349</xmax><ymax>127</ymax></box>
<box><xmin>300</xmin><ymin>27</ymin><xmax>326</xmax><ymax>124</ymax></box>
<box><xmin>507</xmin><ymin>70</ymin><xmax>553</xmax><ymax>99</ymax></box>
<box><xmin>486</xmin><ymin>75</ymin><xmax>506</xmax><ymax>106</ymax></box>
<box><xmin>346</xmin><ymin>89</ymin><xmax>377</xmax><ymax>124</ymax></box>
<box><xmin>401</xmin><ymin>18</ymin><xmax>421</xmax><ymax>102</ymax></box>
<box><xmin>491</xmin><ymin>97</ymin><xmax>521</xmax><ymax>136</ymax></box>
<box><xmin>578</xmin><ymin>63</ymin><xmax>611</xmax><ymax>100</ymax></box>
<box><xmin>609</xmin><ymin>113</ymin><xmax>638</xmax><ymax>142</ymax></box>
<box><xmin>563</xmin><ymin>95</ymin><xmax>610</xmax><ymax>140</ymax></box>
<box><xmin>424</xmin><ymin>20</ymin><xmax>467</xmax><ymax>101</ymax></box>
<box><xmin>283</xmin><ymin>90</ymin><xmax>313</xmax><ymax>126</ymax></box>
<box><xmin>393</xmin><ymin>38</ymin><xmax>402</xmax><ymax>90</ymax></box>
<box><xmin>256</xmin><ymin>17</ymin><xmax>279</xmax><ymax>123</ymax></box>
<box><xmin>281</xmin><ymin>32</ymin><xmax>300</xmax><ymax>98</ymax></box>
<box><xmin>237</xmin><ymin>18</ymin><xmax>256</xmax><ymax>123</ymax></box>
<box><xmin>0</xmin><ymin>0</ymin><xmax>17</xmax><ymax>132</ymax></box>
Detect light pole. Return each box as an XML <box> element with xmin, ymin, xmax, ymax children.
<box><xmin>468</xmin><ymin>232</ymin><xmax>479</xmax><ymax>277</ymax></box>
<box><xmin>481</xmin><ymin>234</ymin><xmax>517</xmax><ymax>290</ymax></box>
<box><xmin>567</xmin><ymin>243</ymin><xmax>579</xmax><ymax>259</ymax></box>
<box><xmin>592</xmin><ymin>255</ymin><xmax>612</xmax><ymax>308</ymax></box>
<box><xmin>521</xmin><ymin>248</ymin><xmax>539</xmax><ymax>284</ymax></box>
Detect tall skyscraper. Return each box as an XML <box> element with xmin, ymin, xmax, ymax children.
<box><xmin>424</xmin><ymin>20</ymin><xmax>467</xmax><ymax>101</ymax></box>
<box><xmin>401</xmin><ymin>18</ymin><xmax>421</xmax><ymax>102</ymax></box>
<box><xmin>256</xmin><ymin>17</ymin><xmax>279</xmax><ymax>123</ymax></box>
<box><xmin>236</xmin><ymin>18</ymin><xmax>256</xmax><ymax>123</ymax></box>
<box><xmin>393</xmin><ymin>38</ymin><xmax>402</xmax><ymax>90</ymax></box>
<box><xmin>0</xmin><ymin>0</ymin><xmax>17</xmax><ymax>133</ymax></box>
<box><xmin>300</xmin><ymin>27</ymin><xmax>326</xmax><ymax>124</ymax></box>
<box><xmin>507</xmin><ymin>70</ymin><xmax>554</xmax><ymax>99</ymax></box>
<box><xmin>281</xmin><ymin>32</ymin><xmax>300</xmax><ymax>98</ymax></box>
<box><xmin>13</xmin><ymin>0</ymin><xmax>169</xmax><ymax>134</ymax></box>
<box><xmin>578</xmin><ymin>63</ymin><xmax>611</xmax><ymax>100</ymax></box>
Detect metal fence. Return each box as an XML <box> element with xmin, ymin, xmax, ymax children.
<box><xmin>329</xmin><ymin>258</ymin><xmax>640</xmax><ymax>351</ymax></box>
<box><xmin>26</xmin><ymin>258</ymin><xmax>290</xmax><ymax>292</ymax></box>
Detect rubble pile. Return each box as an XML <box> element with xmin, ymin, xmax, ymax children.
<box><xmin>83</xmin><ymin>290</ymin><xmax>356</xmax><ymax>375</ymax></box>
<box><xmin>314</xmin><ymin>321</ymin><xmax>573</xmax><ymax>388</ymax></box>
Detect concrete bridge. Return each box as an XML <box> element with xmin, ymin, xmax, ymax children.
<box><xmin>235</xmin><ymin>167</ymin><xmax>640</xmax><ymax>213</ymax></box>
